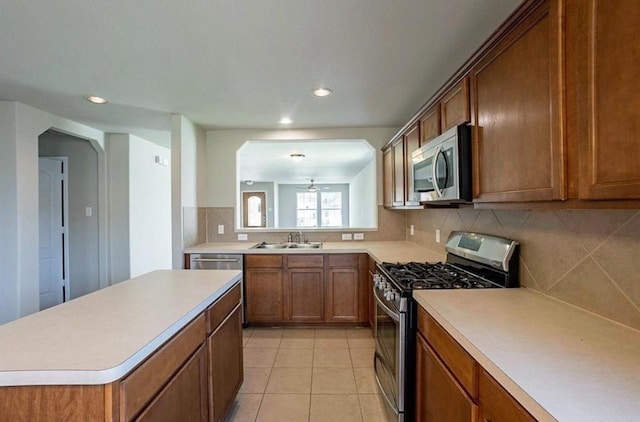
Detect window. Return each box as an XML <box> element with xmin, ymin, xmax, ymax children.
<box><xmin>321</xmin><ymin>192</ymin><xmax>342</xmax><ymax>226</ymax></box>
<box><xmin>296</xmin><ymin>191</ymin><xmax>343</xmax><ymax>227</ymax></box>
<box><xmin>296</xmin><ymin>192</ymin><xmax>317</xmax><ymax>227</ymax></box>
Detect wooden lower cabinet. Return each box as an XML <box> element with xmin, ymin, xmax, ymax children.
<box><xmin>208</xmin><ymin>304</ymin><xmax>243</xmax><ymax>421</ymax></box>
<box><xmin>136</xmin><ymin>346</ymin><xmax>208</xmax><ymax>422</ymax></box>
<box><xmin>245</xmin><ymin>253</ymin><xmax>368</xmax><ymax>325</ymax></box>
<box><xmin>478</xmin><ymin>369</ymin><xmax>535</xmax><ymax>422</ymax></box>
<box><xmin>416</xmin><ymin>333</ymin><xmax>478</xmax><ymax>422</ymax></box>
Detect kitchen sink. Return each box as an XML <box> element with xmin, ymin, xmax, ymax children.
<box><xmin>252</xmin><ymin>242</ymin><xmax>322</xmax><ymax>249</ymax></box>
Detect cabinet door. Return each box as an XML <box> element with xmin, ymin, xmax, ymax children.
<box><xmin>325</xmin><ymin>268</ymin><xmax>359</xmax><ymax>322</ymax></box>
<box><xmin>404</xmin><ymin>124</ymin><xmax>421</xmax><ymax>206</ymax></box>
<box><xmin>441</xmin><ymin>78</ymin><xmax>471</xmax><ymax>131</ymax></box>
<box><xmin>383</xmin><ymin>147</ymin><xmax>394</xmax><ymax>208</ymax></box>
<box><xmin>135</xmin><ymin>346</ymin><xmax>208</xmax><ymax>422</ymax></box>
<box><xmin>286</xmin><ymin>268</ymin><xmax>324</xmax><ymax>322</ymax></box>
<box><xmin>208</xmin><ymin>305</ymin><xmax>243</xmax><ymax>422</ymax></box>
<box><xmin>478</xmin><ymin>369</ymin><xmax>535</xmax><ymax>422</ymax></box>
<box><xmin>471</xmin><ymin>0</ymin><xmax>565</xmax><ymax>202</ymax></box>
<box><xmin>416</xmin><ymin>334</ymin><xmax>478</xmax><ymax>422</ymax></box>
<box><xmin>245</xmin><ymin>269</ymin><xmax>283</xmax><ymax>322</ymax></box>
<box><xmin>573</xmin><ymin>1</ymin><xmax>640</xmax><ymax>199</ymax></box>
<box><xmin>420</xmin><ymin>104</ymin><xmax>441</xmax><ymax>145</ymax></box>
<box><xmin>392</xmin><ymin>139</ymin><xmax>405</xmax><ymax>207</ymax></box>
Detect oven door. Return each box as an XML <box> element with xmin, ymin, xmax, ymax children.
<box><xmin>374</xmin><ymin>284</ymin><xmax>405</xmax><ymax>420</ymax></box>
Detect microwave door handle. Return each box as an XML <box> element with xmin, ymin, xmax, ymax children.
<box><xmin>431</xmin><ymin>145</ymin><xmax>444</xmax><ymax>198</ymax></box>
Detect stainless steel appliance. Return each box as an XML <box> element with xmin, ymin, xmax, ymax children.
<box><xmin>412</xmin><ymin>124</ymin><xmax>472</xmax><ymax>204</ymax></box>
<box><xmin>189</xmin><ymin>253</ymin><xmax>245</xmax><ymax>325</ymax></box>
<box><xmin>373</xmin><ymin>231</ymin><xmax>519</xmax><ymax>421</ymax></box>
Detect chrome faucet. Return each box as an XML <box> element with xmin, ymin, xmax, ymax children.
<box><xmin>288</xmin><ymin>231</ymin><xmax>303</xmax><ymax>243</ymax></box>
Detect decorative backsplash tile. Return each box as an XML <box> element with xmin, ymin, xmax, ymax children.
<box><xmin>407</xmin><ymin>209</ymin><xmax>640</xmax><ymax>331</ymax></box>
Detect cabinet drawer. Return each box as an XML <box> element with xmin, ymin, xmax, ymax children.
<box><xmin>207</xmin><ymin>283</ymin><xmax>241</xmax><ymax>334</ymax></box>
<box><xmin>286</xmin><ymin>254</ymin><xmax>324</xmax><ymax>268</ymax></box>
<box><xmin>120</xmin><ymin>314</ymin><xmax>206</xmax><ymax>421</ymax></box>
<box><xmin>245</xmin><ymin>254</ymin><xmax>282</xmax><ymax>268</ymax></box>
<box><xmin>328</xmin><ymin>254</ymin><xmax>358</xmax><ymax>268</ymax></box>
<box><xmin>479</xmin><ymin>369</ymin><xmax>535</xmax><ymax>422</ymax></box>
<box><xmin>417</xmin><ymin>307</ymin><xmax>478</xmax><ymax>398</ymax></box>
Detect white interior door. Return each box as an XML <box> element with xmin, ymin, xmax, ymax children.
<box><xmin>39</xmin><ymin>157</ymin><xmax>68</xmax><ymax>310</ymax></box>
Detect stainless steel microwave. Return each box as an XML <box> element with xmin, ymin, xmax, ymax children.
<box><xmin>411</xmin><ymin>124</ymin><xmax>472</xmax><ymax>204</ymax></box>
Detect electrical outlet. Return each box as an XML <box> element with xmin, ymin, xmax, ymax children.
<box><xmin>342</xmin><ymin>233</ymin><xmax>352</xmax><ymax>241</ymax></box>
<box><xmin>217</xmin><ymin>224</ymin><xmax>224</xmax><ymax>235</ymax></box>
<box><xmin>410</xmin><ymin>225</ymin><xmax>414</xmax><ymax>236</ymax></box>
<box><xmin>353</xmin><ymin>233</ymin><xmax>364</xmax><ymax>240</ymax></box>
<box><xmin>237</xmin><ymin>233</ymin><xmax>248</xmax><ymax>241</ymax></box>
<box><xmin>85</xmin><ymin>207</ymin><xmax>92</xmax><ymax>217</ymax></box>
<box><xmin>436</xmin><ymin>229</ymin><xmax>441</xmax><ymax>243</ymax></box>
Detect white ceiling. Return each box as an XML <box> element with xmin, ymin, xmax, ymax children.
<box><xmin>238</xmin><ymin>139</ymin><xmax>374</xmax><ymax>183</ymax></box>
<box><xmin>0</xmin><ymin>0</ymin><xmax>523</xmax><ymax>147</ymax></box>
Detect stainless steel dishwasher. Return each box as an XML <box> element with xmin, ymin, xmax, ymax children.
<box><xmin>189</xmin><ymin>253</ymin><xmax>245</xmax><ymax>325</ymax></box>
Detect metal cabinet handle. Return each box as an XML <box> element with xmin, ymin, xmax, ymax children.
<box><xmin>192</xmin><ymin>258</ymin><xmax>240</xmax><ymax>263</ymax></box>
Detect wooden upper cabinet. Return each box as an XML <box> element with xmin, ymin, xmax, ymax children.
<box><xmin>572</xmin><ymin>0</ymin><xmax>640</xmax><ymax>199</ymax></box>
<box><xmin>471</xmin><ymin>0</ymin><xmax>565</xmax><ymax>202</ymax></box>
<box><xmin>404</xmin><ymin>123</ymin><xmax>421</xmax><ymax>206</ymax></box>
<box><xmin>382</xmin><ymin>147</ymin><xmax>394</xmax><ymax>208</ymax></box>
<box><xmin>420</xmin><ymin>104</ymin><xmax>441</xmax><ymax>145</ymax></box>
<box><xmin>441</xmin><ymin>78</ymin><xmax>471</xmax><ymax>132</ymax></box>
<box><xmin>392</xmin><ymin>139</ymin><xmax>405</xmax><ymax>207</ymax></box>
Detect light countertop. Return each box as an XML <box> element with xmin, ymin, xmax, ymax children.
<box><xmin>413</xmin><ymin>288</ymin><xmax>640</xmax><ymax>422</ymax></box>
<box><xmin>0</xmin><ymin>270</ymin><xmax>241</xmax><ymax>386</ymax></box>
<box><xmin>184</xmin><ymin>241</ymin><xmax>445</xmax><ymax>264</ymax></box>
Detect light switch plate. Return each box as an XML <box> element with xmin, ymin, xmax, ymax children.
<box><xmin>410</xmin><ymin>225</ymin><xmax>414</xmax><ymax>236</ymax></box>
<box><xmin>218</xmin><ymin>224</ymin><xmax>224</xmax><ymax>234</ymax></box>
<box><xmin>436</xmin><ymin>229</ymin><xmax>441</xmax><ymax>243</ymax></box>
<box><xmin>353</xmin><ymin>233</ymin><xmax>364</xmax><ymax>240</ymax></box>
<box><xmin>342</xmin><ymin>233</ymin><xmax>352</xmax><ymax>241</ymax></box>
<box><xmin>85</xmin><ymin>207</ymin><xmax>92</xmax><ymax>217</ymax></box>
<box><xmin>238</xmin><ymin>233</ymin><xmax>248</xmax><ymax>241</ymax></box>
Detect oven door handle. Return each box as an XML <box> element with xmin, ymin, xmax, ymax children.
<box><xmin>374</xmin><ymin>356</ymin><xmax>400</xmax><ymax>416</ymax></box>
<box><xmin>374</xmin><ymin>290</ymin><xmax>400</xmax><ymax>323</ymax></box>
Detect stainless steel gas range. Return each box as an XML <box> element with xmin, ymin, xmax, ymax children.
<box><xmin>373</xmin><ymin>231</ymin><xmax>520</xmax><ymax>421</ymax></box>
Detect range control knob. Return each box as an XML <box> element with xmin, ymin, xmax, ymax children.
<box><xmin>387</xmin><ymin>291</ymin><xmax>397</xmax><ymax>301</ymax></box>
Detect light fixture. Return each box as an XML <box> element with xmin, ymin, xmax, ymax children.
<box><xmin>290</xmin><ymin>153</ymin><xmax>305</xmax><ymax>162</ymax></box>
<box><xmin>85</xmin><ymin>95</ymin><xmax>108</xmax><ymax>104</ymax></box>
<box><xmin>279</xmin><ymin>117</ymin><xmax>293</xmax><ymax>124</ymax></box>
<box><xmin>312</xmin><ymin>87</ymin><xmax>333</xmax><ymax>98</ymax></box>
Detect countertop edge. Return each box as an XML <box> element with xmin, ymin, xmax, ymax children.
<box><xmin>0</xmin><ymin>272</ymin><xmax>242</xmax><ymax>386</ymax></box>
<box><xmin>414</xmin><ymin>290</ymin><xmax>557</xmax><ymax>422</ymax></box>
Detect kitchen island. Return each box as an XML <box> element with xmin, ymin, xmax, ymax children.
<box><xmin>0</xmin><ymin>269</ymin><xmax>243</xmax><ymax>421</ymax></box>
<box><xmin>414</xmin><ymin>288</ymin><xmax>640</xmax><ymax>422</ymax></box>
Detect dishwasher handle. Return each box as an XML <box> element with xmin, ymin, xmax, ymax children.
<box><xmin>192</xmin><ymin>258</ymin><xmax>241</xmax><ymax>263</ymax></box>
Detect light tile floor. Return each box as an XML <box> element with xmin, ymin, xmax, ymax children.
<box><xmin>225</xmin><ymin>327</ymin><xmax>395</xmax><ymax>422</ymax></box>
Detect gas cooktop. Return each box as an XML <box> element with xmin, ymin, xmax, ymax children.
<box><xmin>380</xmin><ymin>261</ymin><xmax>498</xmax><ymax>290</ymax></box>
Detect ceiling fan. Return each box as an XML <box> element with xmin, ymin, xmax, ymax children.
<box><xmin>297</xmin><ymin>179</ymin><xmax>330</xmax><ymax>192</ymax></box>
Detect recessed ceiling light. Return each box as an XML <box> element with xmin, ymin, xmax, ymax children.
<box><xmin>86</xmin><ymin>95</ymin><xmax>108</xmax><ymax>104</ymax></box>
<box><xmin>279</xmin><ymin>117</ymin><xmax>293</xmax><ymax>124</ymax></box>
<box><xmin>311</xmin><ymin>88</ymin><xmax>333</xmax><ymax>98</ymax></box>
<box><xmin>290</xmin><ymin>153</ymin><xmax>305</xmax><ymax>162</ymax></box>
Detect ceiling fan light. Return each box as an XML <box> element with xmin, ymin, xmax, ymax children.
<box><xmin>290</xmin><ymin>153</ymin><xmax>305</xmax><ymax>162</ymax></box>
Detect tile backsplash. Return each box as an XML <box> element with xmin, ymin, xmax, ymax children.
<box><xmin>184</xmin><ymin>205</ymin><xmax>406</xmax><ymax>247</ymax></box>
<box><xmin>183</xmin><ymin>204</ymin><xmax>640</xmax><ymax>331</ymax></box>
<box><xmin>407</xmin><ymin>208</ymin><xmax>640</xmax><ymax>331</ymax></box>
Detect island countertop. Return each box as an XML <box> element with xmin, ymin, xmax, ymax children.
<box><xmin>0</xmin><ymin>269</ymin><xmax>241</xmax><ymax>386</ymax></box>
<box><xmin>413</xmin><ymin>288</ymin><xmax>640</xmax><ymax>422</ymax></box>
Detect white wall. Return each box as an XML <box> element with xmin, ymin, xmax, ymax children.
<box><xmin>205</xmin><ymin>128</ymin><xmax>399</xmax><ymax>209</ymax></box>
<box><xmin>171</xmin><ymin>115</ymin><xmax>206</xmax><ymax>268</ymax></box>
<box><xmin>108</xmin><ymin>134</ymin><xmax>172</xmax><ymax>281</ymax></box>
<box><xmin>349</xmin><ymin>159</ymin><xmax>376</xmax><ymax>227</ymax></box>
<box><xmin>0</xmin><ymin>101</ymin><xmax>106</xmax><ymax>324</ymax></box>
<box><xmin>107</xmin><ymin>134</ymin><xmax>131</xmax><ymax>284</ymax></box>
<box><xmin>129</xmin><ymin>135</ymin><xmax>172</xmax><ymax>277</ymax></box>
